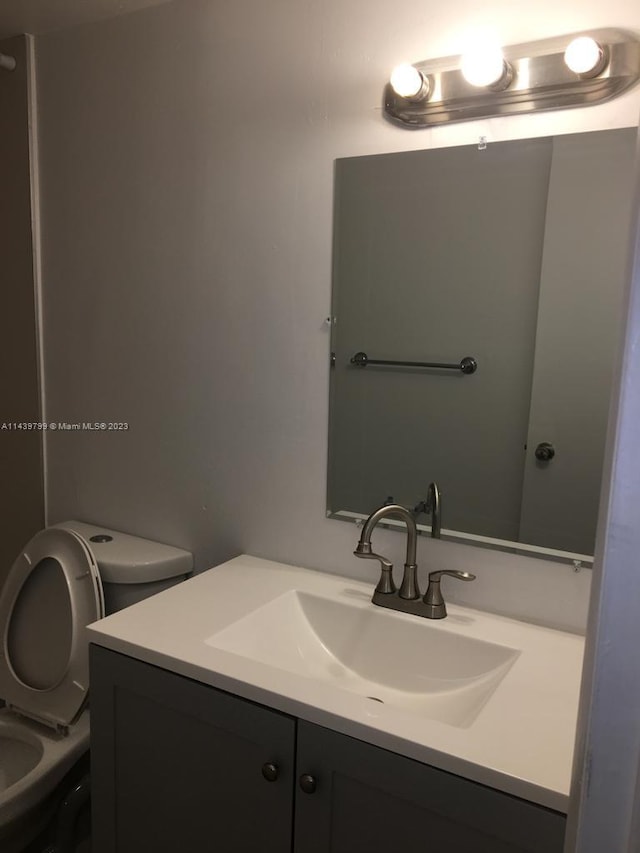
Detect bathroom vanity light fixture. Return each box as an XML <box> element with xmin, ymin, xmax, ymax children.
<box><xmin>385</xmin><ymin>29</ymin><xmax>640</xmax><ymax>127</ymax></box>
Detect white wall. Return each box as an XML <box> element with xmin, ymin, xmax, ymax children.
<box><xmin>35</xmin><ymin>0</ymin><xmax>640</xmax><ymax>633</ymax></box>
<box><xmin>0</xmin><ymin>34</ymin><xmax>44</xmax><ymax>589</ymax></box>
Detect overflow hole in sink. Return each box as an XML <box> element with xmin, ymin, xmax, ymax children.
<box><xmin>366</xmin><ymin>696</ymin><xmax>384</xmax><ymax>703</ymax></box>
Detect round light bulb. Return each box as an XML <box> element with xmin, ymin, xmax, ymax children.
<box><xmin>461</xmin><ymin>44</ymin><xmax>508</xmax><ymax>88</ymax></box>
<box><xmin>564</xmin><ymin>37</ymin><xmax>605</xmax><ymax>75</ymax></box>
<box><xmin>390</xmin><ymin>64</ymin><xmax>426</xmax><ymax>99</ymax></box>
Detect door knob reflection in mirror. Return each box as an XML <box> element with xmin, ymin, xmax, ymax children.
<box><xmin>534</xmin><ymin>442</ymin><xmax>555</xmax><ymax>462</ymax></box>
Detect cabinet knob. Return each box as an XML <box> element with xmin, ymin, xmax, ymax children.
<box><xmin>299</xmin><ymin>774</ymin><xmax>317</xmax><ymax>794</ymax></box>
<box><xmin>261</xmin><ymin>762</ymin><xmax>279</xmax><ymax>782</ymax></box>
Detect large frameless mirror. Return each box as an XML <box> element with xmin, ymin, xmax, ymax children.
<box><xmin>327</xmin><ymin>128</ymin><xmax>637</xmax><ymax>563</ymax></box>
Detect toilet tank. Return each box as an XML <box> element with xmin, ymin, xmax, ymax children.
<box><xmin>54</xmin><ymin>521</ymin><xmax>193</xmax><ymax>615</ymax></box>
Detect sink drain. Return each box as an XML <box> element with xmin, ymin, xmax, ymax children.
<box><xmin>366</xmin><ymin>696</ymin><xmax>384</xmax><ymax>704</ymax></box>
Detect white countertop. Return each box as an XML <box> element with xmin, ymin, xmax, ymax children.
<box><xmin>87</xmin><ymin>555</ymin><xmax>584</xmax><ymax>812</ymax></box>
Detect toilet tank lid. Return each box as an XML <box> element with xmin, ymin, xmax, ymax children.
<box><xmin>53</xmin><ymin>521</ymin><xmax>193</xmax><ymax>584</ymax></box>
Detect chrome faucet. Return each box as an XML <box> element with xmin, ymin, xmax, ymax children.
<box><xmin>414</xmin><ymin>481</ymin><xmax>441</xmax><ymax>538</ymax></box>
<box><xmin>354</xmin><ymin>499</ymin><xmax>476</xmax><ymax>619</ymax></box>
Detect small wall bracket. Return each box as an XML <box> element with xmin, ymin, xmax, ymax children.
<box><xmin>0</xmin><ymin>53</ymin><xmax>16</xmax><ymax>72</ymax></box>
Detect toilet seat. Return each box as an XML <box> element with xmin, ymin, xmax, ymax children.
<box><xmin>0</xmin><ymin>528</ymin><xmax>104</xmax><ymax>732</ymax></box>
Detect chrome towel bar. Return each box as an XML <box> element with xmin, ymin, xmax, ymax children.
<box><xmin>350</xmin><ymin>351</ymin><xmax>477</xmax><ymax>374</ymax></box>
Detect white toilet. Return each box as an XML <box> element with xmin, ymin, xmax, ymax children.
<box><xmin>0</xmin><ymin>520</ymin><xmax>193</xmax><ymax>853</ymax></box>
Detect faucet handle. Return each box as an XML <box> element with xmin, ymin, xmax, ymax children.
<box><xmin>353</xmin><ymin>543</ymin><xmax>396</xmax><ymax>594</ymax></box>
<box><xmin>423</xmin><ymin>570</ymin><xmax>476</xmax><ymax>619</ymax></box>
<box><xmin>428</xmin><ymin>570</ymin><xmax>476</xmax><ymax>584</ymax></box>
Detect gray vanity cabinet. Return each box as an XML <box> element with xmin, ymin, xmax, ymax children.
<box><xmin>90</xmin><ymin>646</ymin><xmax>565</xmax><ymax>853</ymax></box>
<box><xmin>90</xmin><ymin>645</ymin><xmax>295</xmax><ymax>853</ymax></box>
<box><xmin>294</xmin><ymin>721</ymin><xmax>565</xmax><ymax>853</ymax></box>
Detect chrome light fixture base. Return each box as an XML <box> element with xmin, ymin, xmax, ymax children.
<box><xmin>384</xmin><ymin>29</ymin><xmax>640</xmax><ymax>128</ymax></box>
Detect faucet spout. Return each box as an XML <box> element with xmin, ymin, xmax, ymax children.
<box><xmin>355</xmin><ymin>504</ymin><xmax>419</xmax><ymax>600</ymax></box>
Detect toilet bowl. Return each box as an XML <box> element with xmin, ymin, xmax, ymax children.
<box><xmin>0</xmin><ymin>709</ymin><xmax>90</xmax><ymax>853</ymax></box>
<box><xmin>0</xmin><ymin>521</ymin><xmax>192</xmax><ymax>852</ymax></box>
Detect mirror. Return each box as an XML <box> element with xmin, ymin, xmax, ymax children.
<box><xmin>327</xmin><ymin>128</ymin><xmax>637</xmax><ymax>563</ymax></box>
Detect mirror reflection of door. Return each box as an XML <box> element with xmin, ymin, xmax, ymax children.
<box><xmin>519</xmin><ymin>130</ymin><xmax>634</xmax><ymax>554</ymax></box>
<box><xmin>328</xmin><ymin>128</ymin><xmax>636</xmax><ymax>559</ymax></box>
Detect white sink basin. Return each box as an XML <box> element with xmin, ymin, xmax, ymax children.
<box><xmin>206</xmin><ymin>590</ymin><xmax>519</xmax><ymax>727</ymax></box>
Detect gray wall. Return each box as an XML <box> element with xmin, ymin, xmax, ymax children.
<box><xmin>34</xmin><ymin>0</ymin><xmax>640</xmax><ymax>633</ymax></box>
<box><xmin>0</xmin><ymin>35</ymin><xmax>43</xmax><ymax>589</ymax></box>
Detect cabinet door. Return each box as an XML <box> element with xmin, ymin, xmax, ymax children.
<box><xmin>90</xmin><ymin>646</ymin><xmax>295</xmax><ymax>853</ymax></box>
<box><xmin>294</xmin><ymin>721</ymin><xmax>565</xmax><ymax>853</ymax></box>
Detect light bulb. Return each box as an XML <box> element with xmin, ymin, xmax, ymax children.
<box><xmin>461</xmin><ymin>44</ymin><xmax>509</xmax><ymax>88</ymax></box>
<box><xmin>390</xmin><ymin>64</ymin><xmax>428</xmax><ymax>100</ymax></box>
<box><xmin>564</xmin><ymin>37</ymin><xmax>606</xmax><ymax>76</ymax></box>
